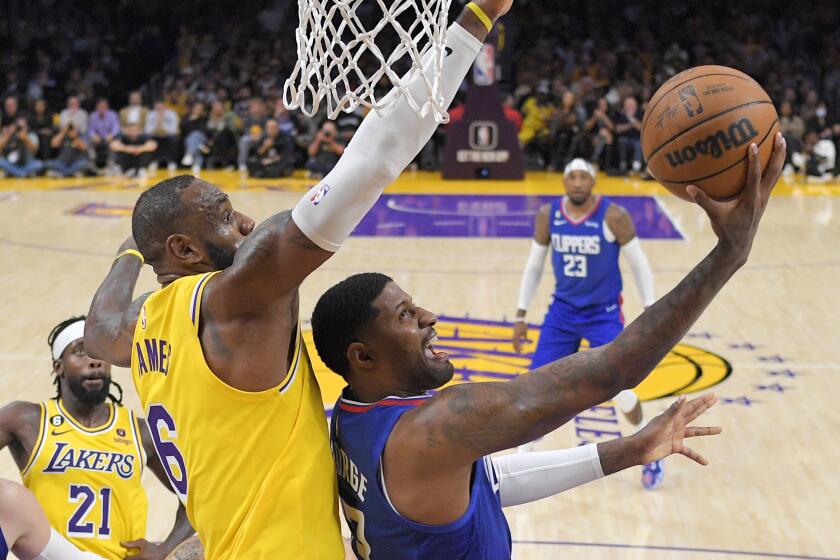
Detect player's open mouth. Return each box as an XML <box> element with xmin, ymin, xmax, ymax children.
<box><xmin>82</xmin><ymin>378</ymin><xmax>105</xmax><ymax>389</ymax></box>
<box><xmin>423</xmin><ymin>333</ymin><xmax>448</xmax><ymax>361</ymax></box>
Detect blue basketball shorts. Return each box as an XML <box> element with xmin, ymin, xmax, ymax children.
<box><xmin>530</xmin><ymin>297</ymin><xmax>624</xmax><ymax>369</ymax></box>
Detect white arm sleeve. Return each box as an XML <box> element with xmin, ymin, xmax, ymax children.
<box><xmin>491</xmin><ymin>445</ymin><xmax>605</xmax><ymax>508</ymax></box>
<box><xmin>516</xmin><ymin>241</ymin><xmax>549</xmax><ymax>312</ymax></box>
<box><xmin>621</xmin><ymin>237</ymin><xmax>655</xmax><ymax>307</ymax></box>
<box><xmin>34</xmin><ymin>529</ymin><xmax>105</xmax><ymax>560</ymax></box>
<box><xmin>292</xmin><ymin>23</ymin><xmax>483</xmax><ymax>251</ymax></box>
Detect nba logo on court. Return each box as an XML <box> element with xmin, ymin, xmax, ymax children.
<box><xmin>310</xmin><ymin>184</ymin><xmax>331</xmax><ymax>206</ymax></box>
<box><xmin>469</xmin><ymin>122</ymin><xmax>499</xmax><ymax>151</ymax></box>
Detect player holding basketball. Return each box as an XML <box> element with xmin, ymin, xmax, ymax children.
<box><xmin>511</xmin><ymin>157</ymin><xmax>661</xmax><ymax>485</ymax></box>
<box><xmin>312</xmin><ymin>135</ymin><xmax>785</xmax><ymax>559</ymax></box>
<box><xmin>0</xmin><ymin>317</ymin><xmax>194</xmax><ymax>560</ymax></box>
<box><xmin>84</xmin><ymin>2</ymin><xmax>512</xmax><ymax>558</ymax></box>
<box><xmin>0</xmin><ymin>478</ymin><xmax>107</xmax><ymax>559</ymax></box>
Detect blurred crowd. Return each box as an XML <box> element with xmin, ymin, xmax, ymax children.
<box><xmin>0</xmin><ymin>0</ymin><xmax>838</xmax><ymax>181</ymax></box>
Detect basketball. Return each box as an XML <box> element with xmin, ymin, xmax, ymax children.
<box><xmin>641</xmin><ymin>65</ymin><xmax>780</xmax><ymax>200</ymax></box>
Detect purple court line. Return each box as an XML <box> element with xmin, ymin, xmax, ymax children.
<box><xmin>511</xmin><ymin>540</ymin><xmax>839</xmax><ymax>560</ymax></box>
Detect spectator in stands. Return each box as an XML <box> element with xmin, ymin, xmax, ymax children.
<box><xmin>614</xmin><ymin>96</ymin><xmax>643</xmax><ymax>174</ymax></box>
<box><xmin>549</xmin><ymin>90</ymin><xmax>585</xmax><ymax>169</ymax></box>
<box><xmin>110</xmin><ymin>123</ymin><xmax>157</xmax><ymax>177</ymax></box>
<box><xmin>795</xmin><ymin>130</ymin><xmax>837</xmax><ymax>182</ymax></box>
<box><xmin>585</xmin><ymin>97</ymin><xmax>615</xmax><ymax>169</ymax></box>
<box><xmin>180</xmin><ymin>101</ymin><xmax>208</xmax><ymax>170</ymax></box>
<box><xmin>88</xmin><ymin>98</ymin><xmax>120</xmax><ymax>169</ymax></box>
<box><xmin>30</xmin><ymin>99</ymin><xmax>55</xmax><ymax>162</ymax></box>
<box><xmin>46</xmin><ymin>123</ymin><xmax>93</xmax><ymax>177</ymax></box>
<box><xmin>518</xmin><ymin>81</ymin><xmax>556</xmax><ymax>168</ymax></box>
<box><xmin>59</xmin><ymin>96</ymin><xmax>88</xmax><ymax>136</ymax></box>
<box><xmin>119</xmin><ymin>91</ymin><xmax>148</xmax><ymax>129</ymax></box>
<box><xmin>2</xmin><ymin>97</ymin><xmax>24</xmax><ymax>127</ymax></box>
<box><xmin>0</xmin><ymin>117</ymin><xmax>43</xmax><ymax>177</ymax></box>
<box><xmin>306</xmin><ymin>120</ymin><xmax>345</xmax><ymax>178</ymax></box>
<box><xmin>335</xmin><ymin>106</ymin><xmax>364</xmax><ymax>144</ymax></box>
<box><xmin>247</xmin><ymin>118</ymin><xmax>295</xmax><ymax>177</ymax></box>
<box><xmin>237</xmin><ymin>97</ymin><xmax>267</xmax><ymax>172</ymax></box>
<box><xmin>145</xmin><ymin>100</ymin><xmax>180</xmax><ymax>171</ymax></box>
<box><xmin>204</xmin><ymin>100</ymin><xmax>239</xmax><ymax>169</ymax></box>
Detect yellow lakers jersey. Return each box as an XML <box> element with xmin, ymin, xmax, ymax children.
<box><xmin>131</xmin><ymin>272</ymin><xmax>342</xmax><ymax>560</ymax></box>
<box><xmin>22</xmin><ymin>399</ymin><xmax>148</xmax><ymax>560</ymax></box>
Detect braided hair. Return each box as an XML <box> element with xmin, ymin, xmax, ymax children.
<box><xmin>47</xmin><ymin>315</ymin><xmax>124</xmax><ymax>405</ymax></box>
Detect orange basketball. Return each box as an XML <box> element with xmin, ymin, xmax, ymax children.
<box><xmin>641</xmin><ymin>65</ymin><xmax>779</xmax><ymax>200</ymax></box>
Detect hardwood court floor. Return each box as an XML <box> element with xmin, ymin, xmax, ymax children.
<box><xmin>0</xmin><ymin>170</ymin><xmax>837</xmax><ymax>559</ymax></box>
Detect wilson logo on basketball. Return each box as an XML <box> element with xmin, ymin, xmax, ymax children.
<box><xmin>665</xmin><ymin>117</ymin><xmax>759</xmax><ymax>168</ymax></box>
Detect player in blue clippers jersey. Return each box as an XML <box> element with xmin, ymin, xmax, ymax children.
<box><xmin>0</xmin><ymin>478</ymin><xmax>105</xmax><ymax>559</ymax></box>
<box><xmin>314</xmin><ymin>275</ymin><xmax>724</xmax><ymax>560</ymax></box>
<box><xmin>512</xmin><ymin>158</ymin><xmax>664</xmax><ymax>488</ymax></box>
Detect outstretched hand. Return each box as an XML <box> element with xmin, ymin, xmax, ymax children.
<box><xmin>634</xmin><ymin>394</ymin><xmax>722</xmax><ymax>466</ymax></box>
<box><xmin>686</xmin><ymin>133</ymin><xmax>786</xmax><ymax>262</ymax></box>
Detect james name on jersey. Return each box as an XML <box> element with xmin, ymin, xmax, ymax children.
<box><xmin>134</xmin><ymin>338</ymin><xmax>172</xmax><ymax>376</ymax></box>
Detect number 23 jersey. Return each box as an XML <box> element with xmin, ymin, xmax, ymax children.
<box><xmin>549</xmin><ymin>196</ymin><xmax>622</xmax><ymax>308</ymax></box>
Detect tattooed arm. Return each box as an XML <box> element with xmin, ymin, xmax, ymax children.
<box><xmin>385</xmin><ymin>135</ymin><xmax>786</xmax><ymax>523</ymax></box>
<box><xmin>85</xmin><ymin>237</ymin><xmax>148</xmax><ymax>366</ymax></box>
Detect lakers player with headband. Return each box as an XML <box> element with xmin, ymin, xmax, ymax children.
<box><xmin>0</xmin><ymin>479</ymin><xmax>104</xmax><ymax>560</ymax></box>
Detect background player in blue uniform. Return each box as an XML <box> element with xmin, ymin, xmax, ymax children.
<box><xmin>312</xmin><ymin>134</ymin><xmax>784</xmax><ymax>559</ymax></box>
<box><xmin>0</xmin><ymin>478</ymin><xmax>104</xmax><ymax>559</ymax></box>
<box><xmin>512</xmin><ymin>158</ymin><xmax>661</xmax><ymax>486</ymax></box>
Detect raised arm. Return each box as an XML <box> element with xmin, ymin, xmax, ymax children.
<box><xmin>208</xmin><ymin>1</ymin><xmax>511</xmax><ymax>312</ymax></box>
<box><xmin>85</xmin><ymin>237</ymin><xmax>147</xmax><ymax>366</ymax></box>
<box><xmin>390</xmin><ymin>135</ymin><xmax>785</xmax><ymax>492</ymax></box>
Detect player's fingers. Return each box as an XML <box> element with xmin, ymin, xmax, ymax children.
<box><xmin>684</xmin><ymin>426</ymin><xmax>722</xmax><ymax>438</ymax></box>
<box><xmin>761</xmin><ymin>132</ymin><xmax>786</xmax><ymax>196</ymax></box>
<box><xmin>742</xmin><ymin>142</ymin><xmax>761</xmax><ymax>203</ymax></box>
<box><xmin>679</xmin><ymin>446</ymin><xmax>709</xmax><ymax>466</ymax></box>
<box><xmin>682</xmin><ymin>393</ymin><xmax>718</xmax><ymax>423</ymax></box>
<box><xmin>685</xmin><ymin>185</ymin><xmax>720</xmax><ymax>217</ymax></box>
<box><xmin>122</xmin><ymin>540</ymin><xmax>146</xmax><ymax>549</ymax></box>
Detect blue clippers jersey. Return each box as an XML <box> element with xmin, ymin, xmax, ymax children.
<box><xmin>0</xmin><ymin>526</ymin><xmax>7</xmax><ymax>559</ymax></box>
<box><xmin>550</xmin><ymin>196</ymin><xmax>622</xmax><ymax>308</ymax></box>
<box><xmin>332</xmin><ymin>389</ymin><xmax>512</xmax><ymax>560</ymax></box>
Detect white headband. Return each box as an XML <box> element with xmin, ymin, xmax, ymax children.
<box><xmin>52</xmin><ymin>320</ymin><xmax>85</xmax><ymax>361</ymax></box>
<box><xmin>563</xmin><ymin>158</ymin><xmax>596</xmax><ymax>179</ymax></box>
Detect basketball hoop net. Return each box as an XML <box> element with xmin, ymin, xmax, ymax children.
<box><xmin>283</xmin><ymin>0</ymin><xmax>454</xmax><ymax>124</ymax></box>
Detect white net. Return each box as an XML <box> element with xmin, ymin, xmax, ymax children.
<box><xmin>283</xmin><ymin>0</ymin><xmax>455</xmax><ymax>124</ymax></box>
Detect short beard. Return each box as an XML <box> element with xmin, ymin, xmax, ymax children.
<box><xmin>205</xmin><ymin>240</ymin><xmax>236</xmax><ymax>270</ymax></box>
<box><xmin>66</xmin><ymin>377</ymin><xmax>111</xmax><ymax>406</ymax></box>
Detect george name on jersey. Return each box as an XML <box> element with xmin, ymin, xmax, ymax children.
<box><xmin>43</xmin><ymin>441</ymin><xmax>136</xmax><ymax>480</ymax></box>
<box><xmin>135</xmin><ymin>338</ymin><xmax>172</xmax><ymax>376</ymax></box>
<box><xmin>551</xmin><ymin>233</ymin><xmax>601</xmax><ymax>255</ymax></box>
<box><xmin>332</xmin><ymin>442</ymin><xmax>368</xmax><ymax>502</ymax></box>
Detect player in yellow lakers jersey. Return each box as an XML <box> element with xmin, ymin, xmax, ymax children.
<box><xmin>0</xmin><ymin>317</ymin><xmax>194</xmax><ymax>560</ymax></box>
<box><xmin>83</xmin><ymin>4</ymin><xmax>510</xmax><ymax>558</ymax></box>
